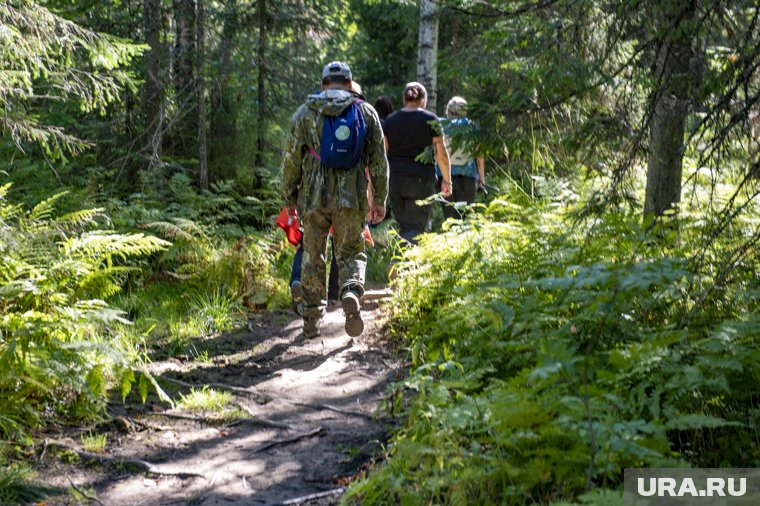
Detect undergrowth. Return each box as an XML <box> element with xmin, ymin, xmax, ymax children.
<box><xmin>0</xmin><ymin>185</ymin><xmax>169</xmax><ymax>437</ymax></box>
<box><xmin>346</xmin><ymin>181</ymin><xmax>760</xmax><ymax>505</ymax></box>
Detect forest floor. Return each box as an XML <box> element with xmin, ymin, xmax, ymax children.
<box><xmin>33</xmin><ymin>290</ymin><xmax>401</xmax><ymax>506</ymax></box>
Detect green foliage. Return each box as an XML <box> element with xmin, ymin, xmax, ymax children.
<box><xmin>347</xmin><ymin>183</ymin><xmax>760</xmax><ymax>504</ymax></box>
<box><xmin>0</xmin><ymin>463</ymin><xmax>59</xmax><ymax>505</ymax></box>
<box><xmin>80</xmin><ymin>432</ymin><xmax>108</xmax><ymax>453</ymax></box>
<box><xmin>190</xmin><ymin>288</ymin><xmax>241</xmax><ymax>335</ymax></box>
<box><xmin>0</xmin><ymin>184</ymin><xmax>169</xmax><ymax>434</ymax></box>
<box><xmin>179</xmin><ymin>386</ymin><xmax>232</xmax><ymax>412</ymax></box>
<box><xmin>0</xmin><ymin>0</ymin><xmax>143</xmax><ymax>159</ymax></box>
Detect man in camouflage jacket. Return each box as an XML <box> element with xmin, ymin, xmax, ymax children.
<box><xmin>281</xmin><ymin>61</ymin><xmax>389</xmax><ymax>339</ymax></box>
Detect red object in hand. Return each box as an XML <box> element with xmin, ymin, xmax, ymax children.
<box><xmin>276</xmin><ymin>207</ymin><xmax>302</xmax><ymax>246</ymax></box>
<box><xmin>364</xmin><ymin>225</ymin><xmax>374</xmax><ymax>247</ymax></box>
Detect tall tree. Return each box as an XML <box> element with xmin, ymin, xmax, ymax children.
<box><xmin>210</xmin><ymin>0</ymin><xmax>238</xmax><ymax>170</ymax></box>
<box><xmin>644</xmin><ymin>1</ymin><xmax>696</xmax><ymax>218</ymax></box>
<box><xmin>144</xmin><ymin>0</ymin><xmax>163</xmax><ymax>166</ymax></box>
<box><xmin>448</xmin><ymin>14</ymin><xmax>459</xmax><ymax>99</ymax></box>
<box><xmin>253</xmin><ymin>0</ymin><xmax>267</xmax><ymax>188</ymax></box>
<box><xmin>0</xmin><ymin>1</ymin><xmax>142</xmax><ymax>159</ymax></box>
<box><xmin>417</xmin><ymin>0</ymin><xmax>439</xmax><ymax>112</ymax></box>
<box><xmin>197</xmin><ymin>0</ymin><xmax>208</xmax><ymax>189</ymax></box>
<box><xmin>255</xmin><ymin>0</ymin><xmax>267</xmax><ymax>164</ymax></box>
<box><xmin>171</xmin><ymin>0</ymin><xmax>197</xmax><ymax>156</ymax></box>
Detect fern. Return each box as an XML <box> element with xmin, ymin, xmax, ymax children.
<box><xmin>0</xmin><ymin>188</ymin><xmax>170</xmax><ymax>437</ymax></box>
<box><xmin>28</xmin><ymin>191</ymin><xmax>68</xmax><ymax>222</ymax></box>
<box><xmin>349</xmin><ymin>186</ymin><xmax>760</xmax><ymax>505</ymax></box>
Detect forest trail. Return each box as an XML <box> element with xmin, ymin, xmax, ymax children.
<box><xmin>37</xmin><ymin>291</ymin><xmax>400</xmax><ymax>506</ymax></box>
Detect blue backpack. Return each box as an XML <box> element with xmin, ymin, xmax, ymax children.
<box><xmin>316</xmin><ymin>101</ymin><xmax>367</xmax><ymax>170</ymax></box>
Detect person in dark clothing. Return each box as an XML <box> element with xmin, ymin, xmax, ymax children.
<box><xmin>383</xmin><ymin>82</ymin><xmax>451</xmax><ymax>244</ymax></box>
<box><xmin>373</xmin><ymin>96</ymin><xmax>395</xmax><ymax>124</ymax></box>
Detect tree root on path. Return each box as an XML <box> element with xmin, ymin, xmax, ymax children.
<box><xmin>281</xmin><ymin>399</ymin><xmax>377</xmax><ymax>420</ymax></box>
<box><xmin>157</xmin><ymin>376</ymin><xmax>269</xmax><ymax>403</ymax></box>
<box><xmin>263</xmin><ymin>487</ymin><xmax>346</xmax><ymax>506</ymax></box>
<box><xmin>49</xmin><ymin>441</ymin><xmax>205</xmax><ymax>480</ymax></box>
<box><xmin>252</xmin><ymin>427</ymin><xmax>325</xmax><ymax>454</ymax></box>
<box><xmin>227</xmin><ymin>402</ymin><xmax>295</xmax><ymax>430</ymax></box>
<box><xmin>144</xmin><ymin>411</ymin><xmax>231</xmax><ymax>424</ymax></box>
<box><xmin>130</xmin><ymin>418</ymin><xmax>173</xmax><ymax>432</ymax></box>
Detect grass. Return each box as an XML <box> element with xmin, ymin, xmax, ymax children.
<box><xmin>80</xmin><ymin>432</ymin><xmax>108</xmax><ymax>454</ymax></box>
<box><xmin>178</xmin><ymin>387</ymin><xmax>233</xmax><ymax>413</ymax></box>
<box><xmin>190</xmin><ymin>288</ymin><xmax>241</xmax><ymax>335</ymax></box>
<box><xmin>176</xmin><ymin>387</ymin><xmax>251</xmax><ymax>423</ymax></box>
<box><xmin>0</xmin><ymin>464</ymin><xmax>59</xmax><ymax>505</ymax></box>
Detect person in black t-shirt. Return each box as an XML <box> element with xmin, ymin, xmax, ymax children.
<box><xmin>383</xmin><ymin>82</ymin><xmax>452</xmax><ymax>244</ymax></box>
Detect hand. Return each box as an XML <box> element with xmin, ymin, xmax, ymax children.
<box><xmin>369</xmin><ymin>204</ymin><xmax>386</xmax><ymax>224</ymax></box>
<box><xmin>441</xmin><ymin>180</ymin><xmax>453</xmax><ymax>198</ymax></box>
<box><xmin>286</xmin><ymin>206</ymin><xmax>298</xmax><ymax>222</ymax></box>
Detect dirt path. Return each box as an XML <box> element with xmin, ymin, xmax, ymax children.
<box><xmin>36</xmin><ymin>292</ymin><xmax>401</xmax><ymax>505</ymax></box>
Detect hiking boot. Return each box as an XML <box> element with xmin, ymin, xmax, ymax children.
<box><xmin>291</xmin><ymin>281</ymin><xmax>303</xmax><ymax>315</ymax></box>
<box><xmin>303</xmin><ymin>317</ymin><xmax>321</xmax><ymax>339</ymax></box>
<box><xmin>341</xmin><ymin>291</ymin><xmax>364</xmax><ymax>337</ymax></box>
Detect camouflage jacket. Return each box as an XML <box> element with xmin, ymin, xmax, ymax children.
<box><xmin>281</xmin><ymin>89</ymin><xmax>389</xmax><ymax>213</ymax></box>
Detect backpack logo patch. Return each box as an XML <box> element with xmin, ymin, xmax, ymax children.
<box><xmin>335</xmin><ymin>125</ymin><xmax>351</xmax><ymax>141</ymax></box>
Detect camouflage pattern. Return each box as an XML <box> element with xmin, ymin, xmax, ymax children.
<box><xmin>281</xmin><ymin>89</ymin><xmax>389</xmax><ymax>213</ymax></box>
<box><xmin>300</xmin><ymin>208</ymin><xmax>366</xmax><ymax>319</ymax></box>
<box><xmin>280</xmin><ymin>88</ymin><xmax>389</xmax><ymax>320</ymax></box>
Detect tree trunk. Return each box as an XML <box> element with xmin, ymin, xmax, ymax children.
<box><xmin>171</xmin><ymin>0</ymin><xmax>197</xmax><ymax>157</ymax></box>
<box><xmin>144</xmin><ymin>0</ymin><xmax>163</xmax><ymax>166</ymax></box>
<box><xmin>197</xmin><ymin>0</ymin><xmax>208</xmax><ymax>190</ymax></box>
<box><xmin>416</xmin><ymin>0</ymin><xmax>439</xmax><ymax>113</ymax></box>
<box><xmin>448</xmin><ymin>14</ymin><xmax>459</xmax><ymax>100</ymax></box>
<box><xmin>253</xmin><ymin>0</ymin><xmax>266</xmax><ymax>188</ymax></box>
<box><xmin>210</xmin><ymin>0</ymin><xmax>237</xmax><ymax>167</ymax></box>
<box><xmin>644</xmin><ymin>1</ymin><xmax>695</xmax><ymax>218</ymax></box>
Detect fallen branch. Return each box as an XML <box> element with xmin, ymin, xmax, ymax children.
<box><xmin>157</xmin><ymin>376</ymin><xmax>269</xmax><ymax>402</ymax></box>
<box><xmin>66</xmin><ymin>474</ymin><xmax>106</xmax><ymax>506</ymax></box>
<box><xmin>263</xmin><ymin>487</ymin><xmax>346</xmax><ymax>506</ymax></box>
<box><xmin>227</xmin><ymin>402</ymin><xmax>294</xmax><ymax>430</ymax></box>
<box><xmin>252</xmin><ymin>427</ymin><xmax>325</xmax><ymax>454</ymax></box>
<box><xmin>50</xmin><ymin>442</ymin><xmax>205</xmax><ymax>480</ymax></box>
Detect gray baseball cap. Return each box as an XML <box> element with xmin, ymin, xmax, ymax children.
<box><xmin>322</xmin><ymin>61</ymin><xmax>352</xmax><ymax>81</ymax></box>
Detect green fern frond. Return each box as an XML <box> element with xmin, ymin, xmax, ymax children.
<box><xmin>62</xmin><ymin>231</ymin><xmax>169</xmax><ymax>260</ymax></box>
<box><xmin>0</xmin><ymin>200</ymin><xmax>22</xmax><ymax>222</ymax></box>
<box><xmin>145</xmin><ymin>221</ymin><xmax>194</xmax><ymax>242</ymax></box>
<box><xmin>0</xmin><ymin>183</ymin><xmax>12</xmax><ymax>199</ymax></box>
<box><xmin>77</xmin><ymin>266</ymin><xmax>136</xmax><ymax>299</ymax></box>
<box><xmin>28</xmin><ymin>191</ymin><xmax>68</xmax><ymax>222</ymax></box>
<box><xmin>56</xmin><ymin>207</ymin><xmax>106</xmax><ymax>227</ymax></box>
<box><xmin>172</xmin><ymin>218</ymin><xmax>209</xmax><ymax>239</ymax></box>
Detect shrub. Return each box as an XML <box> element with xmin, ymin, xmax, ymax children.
<box><xmin>0</xmin><ymin>185</ymin><xmax>169</xmax><ymax>435</ymax></box>
<box><xmin>346</xmin><ymin>188</ymin><xmax>760</xmax><ymax>505</ymax></box>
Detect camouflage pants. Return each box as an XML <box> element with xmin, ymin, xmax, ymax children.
<box><xmin>300</xmin><ymin>208</ymin><xmax>366</xmax><ymax>320</ymax></box>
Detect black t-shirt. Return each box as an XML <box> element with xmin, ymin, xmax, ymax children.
<box><xmin>384</xmin><ymin>108</ymin><xmax>440</xmax><ymax>178</ymax></box>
